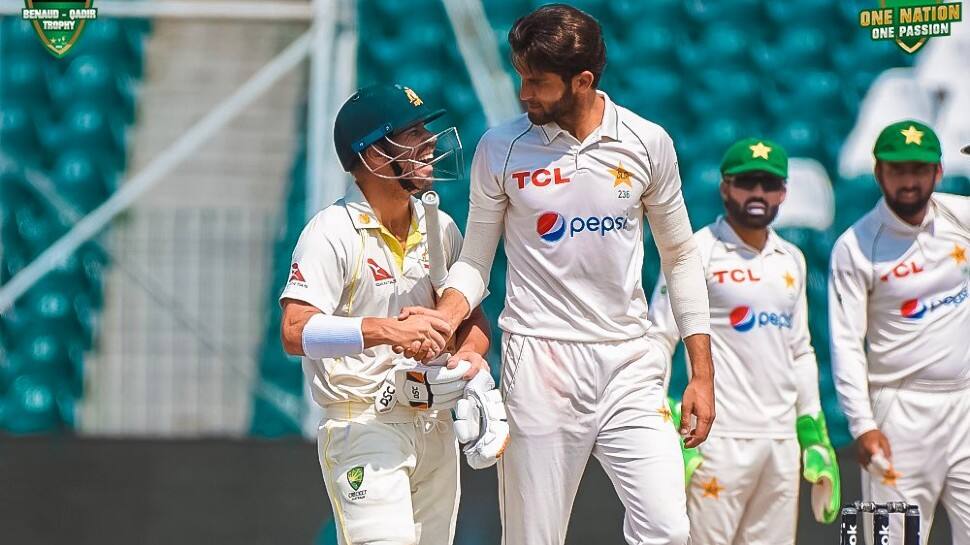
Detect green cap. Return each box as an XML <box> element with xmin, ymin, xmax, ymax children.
<box><xmin>873</xmin><ymin>120</ymin><xmax>941</xmax><ymax>163</ymax></box>
<box><xmin>720</xmin><ymin>138</ymin><xmax>788</xmax><ymax>179</ymax></box>
<box><xmin>333</xmin><ymin>83</ymin><xmax>446</xmax><ymax>172</ymax></box>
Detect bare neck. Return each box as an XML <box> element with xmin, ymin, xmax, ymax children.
<box><xmin>725</xmin><ymin>216</ymin><xmax>769</xmax><ymax>252</ymax></box>
<box><xmin>558</xmin><ymin>92</ymin><xmax>605</xmax><ymax>143</ymax></box>
<box><xmin>355</xmin><ymin>178</ymin><xmax>413</xmax><ymax>238</ymax></box>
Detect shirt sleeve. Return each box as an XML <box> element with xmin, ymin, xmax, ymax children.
<box><xmin>443</xmin><ymin>134</ymin><xmax>506</xmax><ymax>309</ymax></box>
<box><xmin>828</xmin><ymin>236</ymin><xmax>876</xmax><ymax>438</ymax></box>
<box><xmin>278</xmin><ymin>213</ymin><xmax>347</xmax><ymax>315</ymax></box>
<box><xmin>647</xmin><ymin>273</ymin><xmax>681</xmax><ymax>363</ymax></box>
<box><xmin>789</xmin><ymin>249</ymin><xmax>822</xmax><ymax>417</ymax></box>
<box><xmin>641</xmin><ymin>132</ymin><xmax>711</xmax><ymax>338</ymax></box>
<box><xmin>442</xmin><ymin>213</ymin><xmax>464</xmax><ymax>269</ymax></box>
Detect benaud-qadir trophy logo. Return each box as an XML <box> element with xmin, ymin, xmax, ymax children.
<box><xmin>859</xmin><ymin>1</ymin><xmax>962</xmax><ymax>54</ymax></box>
<box><xmin>21</xmin><ymin>0</ymin><xmax>98</xmax><ymax>58</ymax></box>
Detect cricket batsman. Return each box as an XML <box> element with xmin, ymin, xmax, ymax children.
<box><xmin>399</xmin><ymin>5</ymin><xmax>715</xmax><ymax>544</ymax></box>
<box><xmin>829</xmin><ymin>120</ymin><xmax>970</xmax><ymax>543</ymax></box>
<box><xmin>649</xmin><ymin>138</ymin><xmax>841</xmax><ymax>545</ymax></box>
<box><xmin>279</xmin><ymin>83</ymin><xmax>507</xmax><ymax>545</ymax></box>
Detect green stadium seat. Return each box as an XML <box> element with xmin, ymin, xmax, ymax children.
<box><xmin>685</xmin><ymin>0</ymin><xmax>763</xmax><ymax>27</ymax></box>
<box><xmin>0</xmin><ymin>57</ymin><xmax>53</xmax><ymax>110</ymax></box>
<box><xmin>1</xmin><ymin>18</ymin><xmax>47</xmax><ymax>56</ymax></box>
<box><xmin>773</xmin><ymin>119</ymin><xmax>824</xmax><ymax>159</ymax></box>
<box><xmin>370</xmin><ymin>0</ymin><xmax>412</xmax><ymax>23</ymax></box>
<box><xmin>831</xmin><ymin>34</ymin><xmax>913</xmax><ymax>80</ymax></box>
<box><xmin>14</xmin><ymin>205</ymin><xmax>65</xmax><ymax>256</ymax></box>
<box><xmin>677</xmin><ymin>27</ymin><xmax>753</xmax><ymax>72</ymax></box>
<box><xmin>765</xmin><ymin>0</ymin><xmax>838</xmax><ymax>26</ymax></box>
<box><xmin>1</xmin><ymin>374</ymin><xmax>63</xmax><ymax>433</ymax></box>
<box><xmin>52</xmin><ymin>55</ymin><xmax>135</xmax><ymax>123</ymax></box>
<box><xmin>51</xmin><ymin>149</ymin><xmax>110</xmax><ymax>213</ymax></box>
<box><xmin>443</xmin><ymin>85</ymin><xmax>478</xmax><ymax>119</ymax></box>
<box><xmin>687</xmin><ymin>69</ymin><xmax>761</xmax><ymax>119</ymax></box>
<box><xmin>0</xmin><ymin>106</ymin><xmax>43</xmax><ymax>161</ymax></box>
<box><xmin>623</xmin><ymin>25</ymin><xmax>681</xmax><ymax>68</ymax></box>
<box><xmin>484</xmin><ymin>0</ymin><xmax>528</xmax><ymax>27</ymax></box>
<box><xmin>14</xmin><ymin>330</ymin><xmax>73</xmax><ymax>376</ymax></box>
<box><xmin>768</xmin><ymin>71</ymin><xmax>844</xmax><ymax>120</ymax></box>
<box><xmin>0</xmin><ymin>349</ymin><xmax>20</xmax><ymax>393</ymax></box>
<box><xmin>66</xmin><ymin>18</ymin><xmax>144</xmax><ymax>78</ymax></box>
<box><xmin>406</xmin><ymin>21</ymin><xmax>447</xmax><ymax>54</ymax></box>
<box><xmin>775</xmin><ymin>228</ymin><xmax>813</xmax><ymax>253</ymax></box>
<box><xmin>689</xmin><ymin>118</ymin><xmax>745</xmax><ymax>160</ymax></box>
<box><xmin>939</xmin><ymin>177</ymin><xmax>970</xmax><ymax>197</ymax></box>
<box><xmin>52</xmin><ymin>105</ymin><xmax>126</xmax><ymax>173</ymax></box>
<box><xmin>622</xmin><ymin>68</ymin><xmax>683</xmax><ymax>123</ymax></box>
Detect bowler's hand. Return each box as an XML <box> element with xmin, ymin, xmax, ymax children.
<box><xmin>393</xmin><ymin>306</ymin><xmax>454</xmax><ymax>361</ymax></box>
<box><xmin>381</xmin><ymin>311</ymin><xmax>451</xmax><ymax>359</ymax></box>
<box><xmin>447</xmin><ymin>351</ymin><xmax>490</xmax><ymax>380</ymax></box>
<box><xmin>857</xmin><ymin>429</ymin><xmax>892</xmax><ymax>467</ymax></box>
<box><xmin>680</xmin><ymin>376</ymin><xmax>715</xmax><ymax>448</ymax></box>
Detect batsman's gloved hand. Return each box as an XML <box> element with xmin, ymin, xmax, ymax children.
<box><xmin>668</xmin><ymin>396</ymin><xmax>704</xmax><ymax>486</ymax></box>
<box><xmin>797</xmin><ymin>411</ymin><xmax>842</xmax><ymax>524</ymax></box>
<box><xmin>454</xmin><ymin>371</ymin><xmax>510</xmax><ymax>469</ymax></box>
<box><xmin>374</xmin><ymin>354</ymin><xmax>471</xmax><ymax>413</ymax></box>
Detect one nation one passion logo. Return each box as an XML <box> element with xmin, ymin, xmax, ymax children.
<box><xmin>21</xmin><ymin>0</ymin><xmax>98</xmax><ymax>58</ymax></box>
<box><xmin>859</xmin><ymin>1</ymin><xmax>962</xmax><ymax>54</ymax></box>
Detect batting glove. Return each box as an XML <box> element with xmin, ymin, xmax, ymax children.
<box><xmin>454</xmin><ymin>371</ymin><xmax>510</xmax><ymax>469</ymax></box>
<box><xmin>374</xmin><ymin>354</ymin><xmax>471</xmax><ymax>413</ymax></box>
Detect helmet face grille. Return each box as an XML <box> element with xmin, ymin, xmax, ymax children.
<box><xmin>358</xmin><ymin>126</ymin><xmax>464</xmax><ymax>182</ymax></box>
<box><xmin>334</xmin><ymin>84</ymin><xmax>446</xmax><ymax>172</ymax></box>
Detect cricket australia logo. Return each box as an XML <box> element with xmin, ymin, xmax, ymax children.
<box><xmin>21</xmin><ymin>0</ymin><xmax>98</xmax><ymax>58</ymax></box>
<box><xmin>346</xmin><ymin>466</ymin><xmax>367</xmax><ymax>501</ymax></box>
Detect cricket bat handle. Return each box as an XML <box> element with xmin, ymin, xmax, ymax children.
<box><xmin>421</xmin><ymin>191</ymin><xmax>448</xmax><ymax>294</ymax></box>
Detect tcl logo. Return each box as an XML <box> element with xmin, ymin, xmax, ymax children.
<box><xmin>712</xmin><ymin>269</ymin><xmax>761</xmax><ymax>284</ymax></box>
<box><xmin>511</xmin><ymin>167</ymin><xmax>570</xmax><ymax>189</ymax></box>
<box><xmin>880</xmin><ymin>261</ymin><xmax>924</xmax><ymax>282</ymax></box>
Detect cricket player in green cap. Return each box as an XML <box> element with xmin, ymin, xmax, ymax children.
<box><xmin>649</xmin><ymin>137</ymin><xmax>841</xmax><ymax>544</ymax></box>
<box><xmin>830</xmin><ymin>120</ymin><xmax>970</xmax><ymax>542</ymax></box>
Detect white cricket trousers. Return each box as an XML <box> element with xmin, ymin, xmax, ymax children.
<box><xmin>686</xmin><ymin>436</ymin><xmax>800</xmax><ymax>545</ymax></box>
<box><xmin>317</xmin><ymin>403</ymin><xmax>460</xmax><ymax>545</ymax></box>
<box><xmin>863</xmin><ymin>381</ymin><xmax>970</xmax><ymax>545</ymax></box>
<box><xmin>497</xmin><ymin>332</ymin><xmax>689</xmax><ymax>545</ymax></box>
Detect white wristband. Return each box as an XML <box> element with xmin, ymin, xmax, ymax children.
<box><xmin>301</xmin><ymin>313</ymin><xmax>364</xmax><ymax>359</ymax></box>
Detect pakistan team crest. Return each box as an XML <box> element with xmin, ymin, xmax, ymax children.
<box><xmin>347</xmin><ymin>466</ymin><xmax>365</xmax><ymax>491</ymax></box>
<box><xmin>21</xmin><ymin>0</ymin><xmax>98</xmax><ymax>58</ymax></box>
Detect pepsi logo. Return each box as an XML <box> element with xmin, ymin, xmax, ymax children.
<box><xmin>729</xmin><ymin>306</ymin><xmax>756</xmax><ymax>332</ymax></box>
<box><xmin>900</xmin><ymin>298</ymin><xmax>927</xmax><ymax>319</ymax></box>
<box><xmin>536</xmin><ymin>211</ymin><xmax>629</xmax><ymax>243</ymax></box>
<box><xmin>728</xmin><ymin>306</ymin><xmax>793</xmax><ymax>332</ymax></box>
<box><xmin>899</xmin><ymin>286</ymin><xmax>967</xmax><ymax>319</ymax></box>
<box><xmin>536</xmin><ymin>212</ymin><xmax>567</xmax><ymax>243</ymax></box>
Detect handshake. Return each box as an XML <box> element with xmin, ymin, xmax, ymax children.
<box><xmin>367</xmin><ymin>305</ymin><xmax>485</xmax><ymax>371</ymax></box>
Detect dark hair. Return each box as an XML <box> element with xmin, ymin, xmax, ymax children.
<box><xmin>508</xmin><ymin>4</ymin><xmax>606</xmax><ymax>87</ymax></box>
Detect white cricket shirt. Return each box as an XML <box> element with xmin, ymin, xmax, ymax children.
<box><xmin>649</xmin><ymin>218</ymin><xmax>819</xmax><ymax>438</ymax></box>
<box><xmin>829</xmin><ymin>193</ymin><xmax>970</xmax><ymax>438</ymax></box>
<box><xmin>279</xmin><ymin>183</ymin><xmax>463</xmax><ymax>407</ymax></box>
<box><xmin>444</xmin><ymin>91</ymin><xmax>709</xmax><ymax>342</ymax></box>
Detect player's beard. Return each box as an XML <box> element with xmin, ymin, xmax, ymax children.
<box><xmin>881</xmin><ymin>184</ymin><xmax>933</xmax><ymax>220</ymax></box>
<box><xmin>525</xmin><ymin>85</ymin><xmax>576</xmax><ymax>126</ymax></box>
<box><xmin>723</xmin><ymin>196</ymin><xmax>779</xmax><ymax>229</ymax></box>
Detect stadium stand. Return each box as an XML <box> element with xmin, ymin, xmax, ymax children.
<box><xmin>0</xmin><ymin>17</ymin><xmax>150</xmax><ymax>433</ymax></box>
